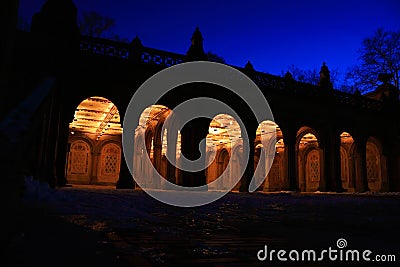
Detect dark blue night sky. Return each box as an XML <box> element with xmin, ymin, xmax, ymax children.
<box><xmin>18</xmin><ymin>0</ymin><xmax>400</xmax><ymax>81</ymax></box>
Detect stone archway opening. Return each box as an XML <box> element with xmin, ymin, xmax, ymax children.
<box><xmin>296</xmin><ymin>128</ymin><xmax>321</xmax><ymax>192</ymax></box>
<box><xmin>254</xmin><ymin>121</ymin><xmax>285</xmax><ymax>192</ymax></box>
<box><xmin>340</xmin><ymin>132</ymin><xmax>355</xmax><ymax>192</ymax></box>
<box><xmin>206</xmin><ymin>114</ymin><xmax>241</xmax><ymax>191</ymax></box>
<box><xmin>66</xmin><ymin>96</ymin><xmax>122</xmax><ymax>185</ymax></box>
<box><xmin>134</xmin><ymin>104</ymin><xmax>174</xmax><ymax>188</ymax></box>
<box><xmin>366</xmin><ymin>137</ymin><xmax>385</xmax><ymax>192</ymax></box>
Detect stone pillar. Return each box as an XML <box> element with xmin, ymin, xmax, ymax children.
<box><xmin>30</xmin><ymin>93</ymin><xmax>53</xmax><ymax>183</ymax></box>
<box><xmin>153</xmin><ymin>144</ymin><xmax>163</xmax><ymax>175</ymax></box>
<box><xmin>323</xmin><ymin>132</ymin><xmax>344</xmax><ymax>192</ymax></box>
<box><xmin>116</xmin><ymin>109</ymin><xmax>135</xmax><ymax>189</ymax></box>
<box><xmin>166</xmin><ymin>129</ymin><xmax>177</xmax><ymax>186</ymax></box>
<box><xmin>53</xmin><ymin>89</ymin><xmax>75</xmax><ymax>187</ymax></box>
<box><xmin>39</xmin><ymin>89</ymin><xmax>59</xmax><ymax>187</ymax></box>
<box><xmin>285</xmin><ymin>129</ymin><xmax>298</xmax><ymax>191</ymax></box>
<box><xmin>92</xmin><ymin>146</ymin><xmax>103</xmax><ymax>184</ymax></box>
<box><xmin>117</xmin><ymin>157</ymin><xmax>135</xmax><ymax>189</ymax></box>
<box><xmin>387</xmin><ymin>144</ymin><xmax>400</xmax><ymax>191</ymax></box>
<box><xmin>239</xmin><ymin>129</ymin><xmax>256</xmax><ymax>192</ymax></box>
<box><xmin>355</xmin><ymin>139</ymin><xmax>369</xmax><ymax>192</ymax></box>
<box><xmin>54</xmin><ymin>116</ymin><xmax>69</xmax><ymax>187</ymax></box>
<box><xmin>179</xmin><ymin>118</ymin><xmax>210</xmax><ymax>188</ymax></box>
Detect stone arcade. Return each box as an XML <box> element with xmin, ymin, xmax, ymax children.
<box><xmin>6</xmin><ymin>0</ymin><xmax>400</xmax><ymax>193</ymax></box>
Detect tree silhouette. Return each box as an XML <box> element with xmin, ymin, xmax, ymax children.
<box><xmin>283</xmin><ymin>65</ymin><xmax>340</xmax><ymax>88</ymax></box>
<box><xmin>79</xmin><ymin>11</ymin><xmax>127</xmax><ymax>42</ymax></box>
<box><xmin>345</xmin><ymin>29</ymin><xmax>400</xmax><ymax>93</ymax></box>
<box><xmin>79</xmin><ymin>11</ymin><xmax>114</xmax><ymax>37</ymax></box>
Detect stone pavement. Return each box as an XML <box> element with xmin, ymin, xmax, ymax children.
<box><xmin>5</xmin><ymin>205</ymin><xmax>129</xmax><ymax>267</ymax></box>
<box><xmin>5</xmin><ymin>187</ymin><xmax>400</xmax><ymax>267</ymax></box>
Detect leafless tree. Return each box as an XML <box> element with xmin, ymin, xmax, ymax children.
<box><xmin>283</xmin><ymin>64</ymin><xmax>340</xmax><ymax>88</ymax></box>
<box><xmin>79</xmin><ymin>11</ymin><xmax>128</xmax><ymax>42</ymax></box>
<box><xmin>345</xmin><ymin>29</ymin><xmax>400</xmax><ymax>93</ymax></box>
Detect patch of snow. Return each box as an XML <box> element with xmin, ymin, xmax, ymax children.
<box><xmin>23</xmin><ymin>175</ymin><xmax>55</xmax><ymax>202</ymax></box>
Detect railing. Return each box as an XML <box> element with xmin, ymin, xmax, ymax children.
<box><xmin>78</xmin><ymin>34</ymin><xmax>383</xmax><ymax>111</ymax></box>
<box><xmin>251</xmin><ymin>71</ymin><xmax>319</xmax><ymax>95</ymax></box>
<box><xmin>141</xmin><ymin>47</ymin><xmax>184</xmax><ymax>67</ymax></box>
<box><xmin>80</xmin><ymin>35</ymin><xmax>184</xmax><ymax>67</ymax></box>
<box><xmin>80</xmin><ymin>36</ymin><xmax>130</xmax><ymax>59</ymax></box>
<box><xmin>251</xmin><ymin>70</ymin><xmax>383</xmax><ymax>110</ymax></box>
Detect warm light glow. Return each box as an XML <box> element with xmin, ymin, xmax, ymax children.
<box><xmin>207</xmin><ymin>114</ymin><xmax>241</xmax><ymax>149</ymax></box>
<box><xmin>161</xmin><ymin>129</ymin><xmax>181</xmax><ymax>157</ymax></box>
<box><xmin>340</xmin><ymin>132</ymin><xmax>354</xmax><ymax>144</ymax></box>
<box><xmin>69</xmin><ymin>96</ymin><xmax>122</xmax><ymax>140</ymax></box>
<box><xmin>255</xmin><ymin>121</ymin><xmax>283</xmax><ymax>150</ymax></box>
<box><xmin>299</xmin><ymin>133</ymin><xmax>318</xmax><ymax>148</ymax></box>
<box><xmin>136</xmin><ymin>105</ymin><xmax>171</xmax><ymax>132</ymax></box>
<box><xmin>136</xmin><ymin>105</ymin><xmax>181</xmax><ymax>157</ymax></box>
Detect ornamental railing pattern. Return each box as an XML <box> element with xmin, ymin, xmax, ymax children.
<box><xmin>80</xmin><ymin>35</ymin><xmax>184</xmax><ymax>66</ymax></box>
<box><xmin>80</xmin><ymin>36</ymin><xmax>130</xmax><ymax>59</ymax></box>
<box><xmin>78</xmin><ymin>34</ymin><xmax>383</xmax><ymax>111</ymax></box>
<box><xmin>141</xmin><ymin>47</ymin><xmax>184</xmax><ymax>66</ymax></box>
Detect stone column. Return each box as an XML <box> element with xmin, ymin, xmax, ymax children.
<box><xmin>285</xmin><ymin>129</ymin><xmax>298</xmax><ymax>191</ymax></box>
<box><xmin>239</xmin><ymin>128</ymin><xmax>256</xmax><ymax>192</ymax></box>
<box><xmin>54</xmin><ymin>103</ymin><xmax>70</xmax><ymax>187</ymax></box>
<box><xmin>355</xmin><ymin>139</ymin><xmax>369</xmax><ymax>192</ymax></box>
<box><xmin>323</xmin><ymin>132</ymin><xmax>344</xmax><ymax>192</ymax></box>
<box><xmin>153</xmin><ymin>144</ymin><xmax>163</xmax><ymax>174</ymax></box>
<box><xmin>41</xmin><ymin>89</ymin><xmax>59</xmax><ymax>187</ymax></box>
<box><xmin>179</xmin><ymin>118</ymin><xmax>210</xmax><ymax>188</ymax></box>
<box><xmin>117</xmin><ymin>157</ymin><xmax>135</xmax><ymax>189</ymax></box>
<box><xmin>116</xmin><ymin>110</ymin><xmax>134</xmax><ymax>189</ymax></box>
<box><xmin>166</xmin><ymin>128</ymin><xmax>177</xmax><ymax>186</ymax></box>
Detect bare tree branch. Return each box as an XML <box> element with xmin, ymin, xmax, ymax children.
<box><xmin>346</xmin><ymin>29</ymin><xmax>400</xmax><ymax>93</ymax></box>
<box><xmin>79</xmin><ymin>11</ymin><xmax>115</xmax><ymax>37</ymax></box>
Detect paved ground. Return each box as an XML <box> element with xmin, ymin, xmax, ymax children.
<box><xmin>5</xmin><ymin>185</ymin><xmax>400</xmax><ymax>266</ymax></box>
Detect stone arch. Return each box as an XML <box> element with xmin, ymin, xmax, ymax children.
<box><xmin>135</xmin><ymin>104</ymin><xmax>172</xmax><ymax>189</ymax></box>
<box><xmin>66</xmin><ymin>96</ymin><xmax>122</xmax><ymax>185</ymax></box>
<box><xmin>255</xmin><ymin>120</ymin><xmax>285</xmax><ymax>192</ymax></box>
<box><xmin>206</xmin><ymin>114</ymin><xmax>241</xmax><ymax>190</ymax></box>
<box><xmin>145</xmin><ymin>129</ymin><xmax>154</xmax><ymax>162</ymax></box>
<box><xmin>97</xmin><ymin>142</ymin><xmax>121</xmax><ymax>184</ymax></box>
<box><xmin>231</xmin><ymin>143</ymin><xmax>244</xmax><ymax>191</ymax></box>
<box><xmin>66</xmin><ymin>139</ymin><xmax>92</xmax><ymax>184</ymax></box>
<box><xmin>152</xmin><ymin>109</ymin><xmax>172</xmax><ymax>180</ymax></box>
<box><xmin>133</xmin><ymin>133</ymin><xmax>146</xmax><ymax>186</ymax></box>
<box><xmin>296</xmin><ymin>126</ymin><xmax>321</xmax><ymax>148</ymax></box>
<box><xmin>339</xmin><ymin>132</ymin><xmax>355</xmax><ymax>192</ymax></box>
<box><xmin>161</xmin><ymin>109</ymin><xmax>180</xmax><ymax>185</ymax></box>
<box><xmin>304</xmin><ymin>146</ymin><xmax>321</xmax><ymax>192</ymax></box>
<box><xmin>264</xmin><ymin>138</ymin><xmax>286</xmax><ymax>191</ymax></box>
<box><xmin>340</xmin><ymin>146</ymin><xmax>349</xmax><ymax>190</ymax></box>
<box><xmin>296</xmin><ymin>126</ymin><xmax>322</xmax><ymax>192</ymax></box>
<box><xmin>366</xmin><ymin>137</ymin><xmax>385</xmax><ymax>192</ymax></box>
<box><xmin>208</xmin><ymin>148</ymin><xmax>230</xmax><ymax>190</ymax></box>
